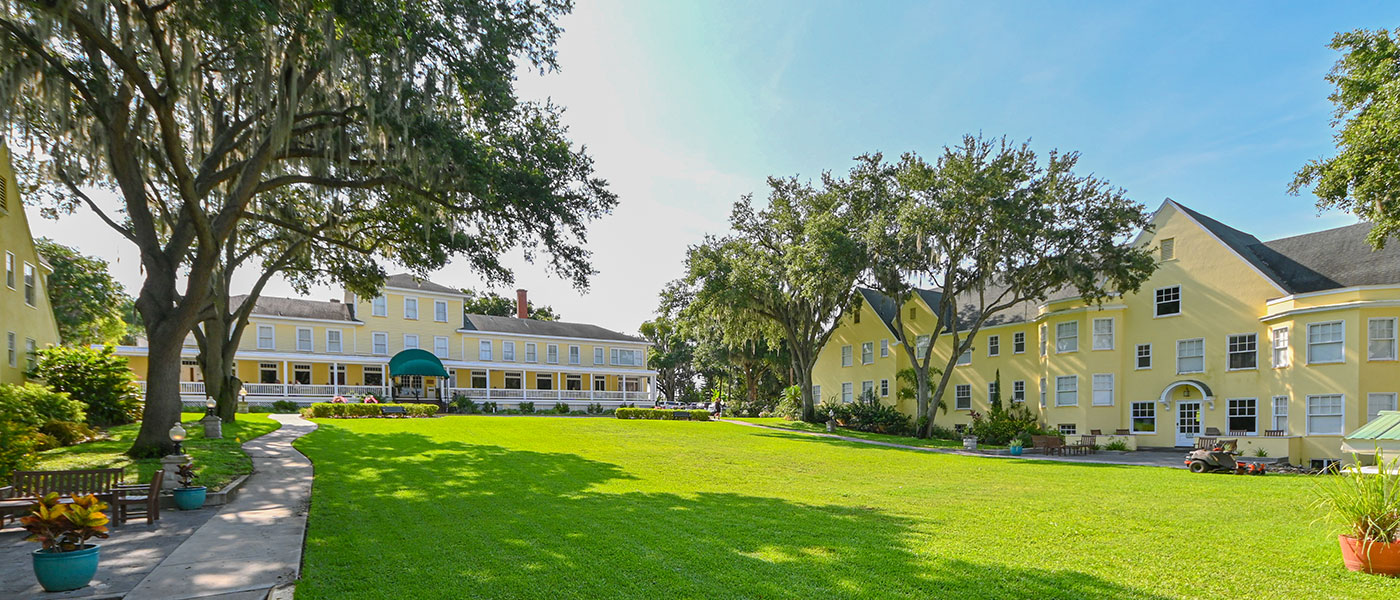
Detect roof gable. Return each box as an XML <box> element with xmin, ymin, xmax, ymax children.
<box><xmin>384</xmin><ymin>273</ymin><xmax>462</xmax><ymax>296</ymax></box>
<box><xmin>1161</xmin><ymin>200</ymin><xmax>1289</xmax><ymax>295</ymax></box>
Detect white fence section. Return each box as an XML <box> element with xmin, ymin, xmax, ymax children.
<box><xmin>139</xmin><ymin>381</ymin><xmax>653</xmax><ymax>407</ymax></box>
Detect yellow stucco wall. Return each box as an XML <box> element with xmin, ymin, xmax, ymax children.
<box><xmin>0</xmin><ymin>144</ymin><xmax>61</xmax><ymax>384</ymax></box>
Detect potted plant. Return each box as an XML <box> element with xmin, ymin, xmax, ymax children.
<box><xmin>21</xmin><ymin>493</ymin><xmax>110</xmax><ymax>592</ymax></box>
<box><xmin>1315</xmin><ymin>453</ymin><xmax>1400</xmax><ymax>576</ymax></box>
<box><xmin>172</xmin><ymin>463</ymin><xmax>207</xmax><ymax>510</ymax></box>
<box><xmin>1008</xmin><ymin>439</ymin><xmax>1024</xmax><ymax>456</ymax></box>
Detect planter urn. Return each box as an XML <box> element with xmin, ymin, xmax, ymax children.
<box><xmin>1009</xmin><ymin>445</ymin><xmax>1024</xmax><ymax>456</ymax></box>
<box><xmin>962</xmin><ymin>436</ymin><xmax>978</xmax><ymax>451</ymax></box>
<box><xmin>173</xmin><ymin>486</ymin><xmax>208</xmax><ymax>510</ymax></box>
<box><xmin>32</xmin><ymin>544</ymin><xmax>100</xmax><ymax>592</ymax></box>
<box><xmin>1339</xmin><ymin>535</ymin><xmax>1400</xmax><ymax>576</ymax></box>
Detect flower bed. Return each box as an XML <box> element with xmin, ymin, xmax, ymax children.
<box><xmin>304</xmin><ymin>403</ymin><xmax>438</xmax><ymax>418</ymax></box>
<box><xmin>614</xmin><ymin>408</ymin><xmax>711</xmax><ymax>421</ymax></box>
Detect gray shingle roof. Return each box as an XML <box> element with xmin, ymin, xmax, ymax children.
<box><xmin>233</xmin><ymin>295</ymin><xmax>358</xmax><ymax>322</ymax></box>
<box><xmin>384</xmin><ymin>273</ymin><xmax>461</xmax><ymax>295</ymax></box>
<box><xmin>1171</xmin><ymin>201</ymin><xmax>1291</xmax><ymax>292</ymax></box>
<box><xmin>461</xmin><ymin>314</ymin><xmax>643</xmax><ymax>342</ymax></box>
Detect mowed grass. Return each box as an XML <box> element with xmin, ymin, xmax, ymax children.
<box><xmin>294</xmin><ymin>417</ymin><xmax>1399</xmax><ymax>599</ymax></box>
<box><xmin>730</xmin><ymin>417</ymin><xmax>969</xmax><ymax>448</ymax></box>
<box><xmin>33</xmin><ymin>412</ymin><xmax>280</xmax><ymax>490</ymax></box>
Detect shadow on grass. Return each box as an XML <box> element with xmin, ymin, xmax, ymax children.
<box><xmin>295</xmin><ymin>426</ymin><xmax>1172</xmax><ymax>600</ymax></box>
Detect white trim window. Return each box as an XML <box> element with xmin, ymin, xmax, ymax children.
<box><xmin>812</xmin><ymin>385</ymin><xmax>822</xmax><ymax>403</ymax></box>
<box><xmin>1039</xmin><ymin>324</ymin><xmax>1048</xmax><ymax>357</ymax></box>
<box><xmin>6</xmin><ymin>331</ymin><xmax>15</xmax><ymax>367</ymax></box>
<box><xmin>987</xmin><ymin>335</ymin><xmax>1000</xmax><ymax>357</ymax></box>
<box><xmin>1012</xmin><ymin>380</ymin><xmax>1025</xmax><ymax>402</ymax></box>
<box><xmin>1306</xmin><ymin>394</ymin><xmax>1344</xmax><ymax>435</ymax></box>
<box><xmin>1176</xmin><ymin>338</ymin><xmax>1204</xmax><ymax>374</ymax></box>
<box><xmin>364</xmin><ymin>365</ymin><xmax>386</xmax><ymax>387</ymax></box>
<box><xmin>955</xmin><ymin>384</ymin><xmax>972</xmax><ymax>410</ymax></box>
<box><xmin>257</xmin><ymin>325</ymin><xmax>275</xmax><ymax>350</ymax></box>
<box><xmin>1039</xmin><ymin>377</ymin><xmax>1047</xmax><ymax>407</ymax></box>
<box><xmin>371</xmin><ymin>296</ymin><xmax>387</xmax><ymax>317</ymax></box>
<box><xmin>861</xmin><ymin>342</ymin><xmax>874</xmax><ymax>364</ymax></box>
<box><xmin>1056</xmin><ymin>321</ymin><xmax>1078</xmax><ymax>353</ymax></box>
<box><xmin>479</xmin><ymin>340</ymin><xmax>493</xmax><ymax>361</ymax></box>
<box><xmin>1271</xmin><ymin>327</ymin><xmax>1290</xmax><ymax>368</ymax></box>
<box><xmin>1227</xmin><ymin>398</ymin><xmax>1257</xmax><ymax>434</ymax></box>
<box><xmin>956</xmin><ymin>349</ymin><xmax>972</xmax><ymax>366</ymax></box>
<box><xmin>1091</xmin><ymin>374</ymin><xmax>1113</xmax><ymax>406</ymax></box>
<box><xmin>1055</xmin><ymin>375</ymin><xmax>1078</xmax><ymax>407</ymax></box>
<box><xmin>434</xmin><ymin>300</ymin><xmax>448</xmax><ymax>323</ymax></box>
<box><xmin>24</xmin><ymin>338</ymin><xmax>35</xmax><ymax>370</ymax></box>
<box><xmin>403</xmin><ymin>297</ymin><xmax>419</xmax><ymax>320</ymax></box>
<box><xmin>861</xmin><ymin>380</ymin><xmax>874</xmax><ymax>399</ymax></box>
<box><xmin>1155</xmin><ymin>285</ymin><xmax>1181</xmax><ymax>317</ymax></box>
<box><xmin>1135</xmin><ymin>343</ymin><xmax>1152</xmax><ymax>369</ymax></box>
<box><xmin>880</xmin><ymin>379</ymin><xmax>889</xmax><ymax>397</ymax></box>
<box><xmin>326</xmin><ymin>329</ymin><xmax>343</xmax><ymax>353</ymax></box>
<box><xmin>1058</xmin><ymin>424</ymin><xmax>1078</xmax><ymax>436</ymax></box>
<box><xmin>258</xmin><ymin>362</ymin><xmax>279</xmax><ymax>384</ymax></box>
<box><xmin>988</xmin><ymin>380</ymin><xmax>999</xmax><ymax>403</ymax></box>
<box><xmin>1227</xmin><ymin>333</ymin><xmax>1257</xmax><ymax>370</ymax></box>
<box><xmin>1092</xmin><ymin>318</ymin><xmax>1114</xmax><ymax>350</ymax></box>
<box><xmin>22</xmin><ymin>262</ymin><xmax>35</xmax><ymax>306</ymax></box>
<box><xmin>880</xmin><ymin>339</ymin><xmax>889</xmax><ymax>358</ymax></box>
<box><xmin>526</xmin><ymin>343</ymin><xmax>538</xmax><ymax>363</ymax></box>
<box><xmin>1368</xmin><ymin>318</ymin><xmax>1397</xmax><ymax>361</ymax></box>
<box><xmin>3</xmin><ymin>252</ymin><xmax>12</xmax><ymax>288</ymax></box>
<box><xmin>1271</xmin><ymin>396</ymin><xmax>1289</xmax><ymax>431</ymax></box>
<box><xmin>594</xmin><ymin>346</ymin><xmax>604</xmax><ymax>365</ymax></box>
<box><xmin>1130</xmin><ymin>401</ymin><xmax>1156</xmax><ymax>433</ymax></box>
<box><xmin>547</xmin><ymin>344</ymin><xmax>559</xmax><ymax>364</ymax></box>
<box><xmin>1013</xmin><ymin>332</ymin><xmax>1026</xmax><ymax>354</ymax></box>
<box><xmin>841</xmin><ymin>345</ymin><xmax>853</xmax><ymax>367</ymax></box>
<box><xmin>569</xmin><ymin>345</ymin><xmax>581</xmax><ymax>365</ymax></box>
<box><xmin>841</xmin><ymin>382</ymin><xmax>853</xmax><ymax>404</ymax></box>
<box><xmin>372</xmin><ymin>332</ymin><xmax>388</xmax><ymax>355</ymax></box>
<box><xmin>1307</xmin><ymin>321</ymin><xmax>1345</xmax><ymax>364</ymax></box>
<box><xmin>296</xmin><ymin>327</ymin><xmax>313</xmax><ymax>352</ymax></box>
<box><xmin>403</xmin><ymin>334</ymin><xmax>419</xmax><ymax>351</ymax></box>
<box><xmin>1368</xmin><ymin>392</ymin><xmax>1399</xmax><ymax>423</ymax></box>
<box><xmin>434</xmin><ymin>336</ymin><xmax>449</xmax><ymax>359</ymax></box>
<box><xmin>503</xmin><ymin>341</ymin><xmax>516</xmax><ymax>361</ymax></box>
<box><xmin>916</xmin><ymin>335</ymin><xmax>931</xmax><ymax>360</ymax></box>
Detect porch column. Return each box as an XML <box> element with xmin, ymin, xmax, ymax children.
<box><xmin>282</xmin><ymin>361</ymin><xmax>289</xmax><ymax>397</ymax></box>
<box><xmin>485</xmin><ymin>368</ymin><xmax>492</xmax><ymax>402</ymax></box>
<box><xmin>332</xmin><ymin>361</ymin><xmax>339</xmax><ymax>396</ymax></box>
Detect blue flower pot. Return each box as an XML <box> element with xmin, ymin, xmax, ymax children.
<box><xmin>1010</xmin><ymin>446</ymin><xmax>1024</xmax><ymax>456</ymax></box>
<box><xmin>32</xmin><ymin>544</ymin><xmax>100</xmax><ymax>592</ymax></box>
<box><xmin>173</xmin><ymin>486</ymin><xmax>207</xmax><ymax>510</ymax></box>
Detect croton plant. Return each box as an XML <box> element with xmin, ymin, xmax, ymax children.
<box><xmin>21</xmin><ymin>493</ymin><xmax>110</xmax><ymax>552</ymax></box>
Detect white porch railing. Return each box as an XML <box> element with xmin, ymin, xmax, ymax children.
<box><xmin>443</xmin><ymin>388</ymin><xmax>652</xmax><ymax>405</ymax></box>
<box><xmin>138</xmin><ymin>381</ymin><xmax>654</xmax><ymax>406</ymax></box>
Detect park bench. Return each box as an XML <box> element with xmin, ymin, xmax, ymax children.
<box><xmin>1072</xmin><ymin>435</ymin><xmax>1097</xmax><ymax>455</ymax></box>
<box><xmin>0</xmin><ymin>468</ymin><xmax>126</xmax><ymax>527</ymax></box>
<box><xmin>113</xmin><ymin>470</ymin><xmax>164</xmax><ymax>526</ymax></box>
<box><xmin>380</xmin><ymin>405</ymin><xmax>407</xmax><ymax>417</ymax></box>
<box><xmin>1193</xmin><ymin>437</ymin><xmax>1217</xmax><ymax>450</ymax></box>
<box><xmin>1031</xmin><ymin>435</ymin><xmax>1065</xmax><ymax>455</ymax></box>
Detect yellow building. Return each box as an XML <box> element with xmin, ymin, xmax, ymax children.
<box><xmin>116</xmin><ymin>276</ymin><xmax>656</xmax><ymax>408</ymax></box>
<box><xmin>0</xmin><ymin>143</ymin><xmax>61</xmax><ymax>384</ymax></box>
<box><xmin>814</xmin><ymin>199</ymin><xmax>1400</xmax><ymax>467</ymax></box>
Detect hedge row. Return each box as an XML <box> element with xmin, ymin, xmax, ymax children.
<box><xmin>304</xmin><ymin>403</ymin><xmax>439</xmax><ymax>418</ymax></box>
<box><xmin>615</xmin><ymin>408</ymin><xmax>711</xmax><ymax>421</ymax></box>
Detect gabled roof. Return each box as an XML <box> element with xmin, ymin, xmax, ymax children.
<box><xmin>856</xmin><ymin>288</ymin><xmax>900</xmax><ymax>333</ymax></box>
<box><xmin>1169</xmin><ymin>201</ymin><xmax>1289</xmax><ymax>294</ymax></box>
<box><xmin>233</xmin><ymin>295</ymin><xmax>358</xmax><ymax>322</ymax></box>
<box><xmin>384</xmin><ymin>273</ymin><xmax>462</xmax><ymax>295</ymax></box>
<box><xmin>461</xmin><ymin>314</ymin><xmax>643</xmax><ymax>343</ymax></box>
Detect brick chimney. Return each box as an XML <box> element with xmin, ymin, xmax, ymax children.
<box><xmin>516</xmin><ymin>289</ymin><xmax>529</xmax><ymax>319</ymax></box>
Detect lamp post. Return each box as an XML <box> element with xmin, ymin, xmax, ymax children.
<box><xmin>201</xmin><ymin>398</ymin><xmax>223</xmax><ymax>439</ymax></box>
<box><xmin>160</xmin><ymin>422</ymin><xmax>189</xmax><ymax>492</ymax></box>
<box><xmin>237</xmin><ymin>386</ymin><xmax>250</xmax><ymax>413</ymax></box>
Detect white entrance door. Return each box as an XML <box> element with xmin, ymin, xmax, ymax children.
<box><xmin>1176</xmin><ymin>401</ymin><xmax>1202</xmax><ymax>446</ymax></box>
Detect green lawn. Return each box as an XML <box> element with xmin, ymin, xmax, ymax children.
<box><xmin>730</xmin><ymin>417</ymin><xmax>971</xmax><ymax>449</ymax></box>
<box><xmin>33</xmin><ymin>412</ymin><xmax>280</xmax><ymax>490</ymax></box>
<box><xmin>293</xmin><ymin>416</ymin><xmax>1398</xmax><ymax>599</ymax></box>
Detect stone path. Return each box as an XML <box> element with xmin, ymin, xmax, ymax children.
<box><xmin>724</xmin><ymin>419</ymin><xmax>1191</xmax><ymax>468</ymax></box>
<box><xmin>124</xmin><ymin>414</ymin><xmax>317</xmax><ymax>600</ymax></box>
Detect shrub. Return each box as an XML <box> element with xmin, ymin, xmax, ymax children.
<box><xmin>842</xmin><ymin>391</ymin><xmax>911</xmax><ymax>435</ymax></box>
<box><xmin>775</xmin><ymin>385</ymin><xmax>803</xmax><ymax>420</ymax></box>
<box><xmin>28</xmin><ymin>345</ymin><xmax>141</xmax><ymax>426</ymax></box>
<box><xmin>615</xmin><ymin>408</ymin><xmax>711</xmax><ymax>421</ymax></box>
<box><xmin>553</xmin><ymin>402</ymin><xmax>571</xmax><ymax>414</ymax></box>
<box><xmin>968</xmin><ymin>403</ymin><xmax>1046</xmax><ymax>446</ymax></box>
<box><xmin>927</xmin><ymin>423</ymin><xmax>962</xmax><ymax>442</ymax></box>
<box><xmin>586</xmin><ymin>403</ymin><xmax>604</xmax><ymax>415</ymax></box>
<box><xmin>0</xmin><ymin>420</ymin><xmax>37</xmax><ymax>477</ymax></box>
<box><xmin>482</xmin><ymin>401</ymin><xmax>499</xmax><ymax>414</ymax></box>
<box><xmin>454</xmin><ymin>396</ymin><xmax>479</xmax><ymax>414</ymax></box>
<box><xmin>0</xmin><ymin>383</ymin><xmax>86</xmax><ymax>428</ymax></box>
<box><xmin>1104</xmin><ymin>439</ymin><xmax>1131</xmax><ymax>452</ymax></box>
<box><xmin>39</xmin><ymin>420</ymin><xmax>98</xmax><ymax>446</ymax></box>
<box><xmin>519</xmin><ymin>402</ymin><xmax>535</xmax><ymax>414</ymax></box>
<box><xmin>270</xmin><ymin>400</ymin><xmax>301</xmax><ymax>414</ymax></box>
<box><xmin>306</xmin><ymin>403</ymin><xmax>437</xmax><ymax>418</ymax></box>
<box><xmin>1314</xmin><ymin>453</ymin><xmax>1400</xmax><ymax>543</ymax></box>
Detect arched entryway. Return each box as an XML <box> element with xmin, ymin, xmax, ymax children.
<box><xmin>1160</xmin><ymin>380</ymin><xmax>1213</xmax><ymax>447</ymax></box>
<box><xmin>388</xmin><ymin>349</ymin><xmax>449</xmax><ymax>404</ymax></box>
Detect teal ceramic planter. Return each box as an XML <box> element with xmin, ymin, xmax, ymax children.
<box><xmin>173</xmin><ymin>486</ymin><xmax>207</xmax><ymax>510</ymax></box>
<box><xmin>1009</xmin><ymin>446</ymin><xmax>1024</xmax><ymax>456</ymax></box>
<box><xmin>32</xmin><ymin>544</ymin><xmax>100</xmax><ymax>592</ymax></box>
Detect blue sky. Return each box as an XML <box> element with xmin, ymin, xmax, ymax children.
<box><xmin>28</xmin><ymin>1</ymin><xmax>1400</xmax><ymax>333</ymax></box>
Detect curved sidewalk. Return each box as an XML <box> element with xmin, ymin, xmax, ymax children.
<box><xmin>125</xmin><ymin>414</ymin><xmax>317</xmax><ymax>600</ymax></box>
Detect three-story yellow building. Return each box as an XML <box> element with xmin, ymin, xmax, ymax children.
<box><xmin>815</xmin><ymin>199</ymin><xmax>1400</xmax><ymax>467</ymax></box>
<box><xmin>0</xmin><ymin>142</ymin><xmax>61</xmax><ymax>384</ymax></box>
<box><xmin>118</xmin><ymin>276</ymin><xmax>656</xmax><ymax>408</ymax></box>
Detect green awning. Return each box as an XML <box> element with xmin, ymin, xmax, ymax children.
<box><xmin>1342</xmin><ymin>411</ymin><xmax>1400</xmax><ymax>455</ymax></box>
<box><xmin>387</xmin><ymin>349</ymin><xmax>448</xmax><ymax>378</ymax></box>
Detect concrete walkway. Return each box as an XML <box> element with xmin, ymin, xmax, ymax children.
<box><xmin>124</xmin><ymin>414</ymin><xmax>317</xmax><ymax>600</ymax></box>
<box><xmin>725</xmin><ymin>419</ymin><xmax>1190</xmax><ymax>468</ymax></box>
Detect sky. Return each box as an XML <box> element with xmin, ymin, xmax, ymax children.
<box><xmin>23</xmin><ymin>1</ymin><xmax>1400</xmax><ymax>334</ymax></box>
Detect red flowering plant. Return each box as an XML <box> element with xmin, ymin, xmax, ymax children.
<box><xmin>331</xmin><ymin>395</ymin><xmax>347</xmax><ymax>403</ymax></box>
<box><xmin>361</xmin><ymin>395</ymin><xmax>379</xmax><ymax>404</ymax></box>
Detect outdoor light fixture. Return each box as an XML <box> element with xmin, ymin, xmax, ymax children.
<box><xmin>168</xmin><ymin>422</ymin><xmax>187</xmax><ymax>455</ymax></box>
<box><xmin>1182</xmin><ymin>388</ymin><xmax>1192</xmax><ymax>398</ymax></box>
<box><xmin>205</xmin><ymin>398</ymin><xmax>217</xmax><ymax>416</ymax></box>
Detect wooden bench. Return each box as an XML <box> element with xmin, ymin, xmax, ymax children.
<box><xmin>1073</xmin><ymin>435</ymin><xmax>1097</xmax><ymax>455</ymax></box>
<box><xmin>114</xmin><ymin>470</ymin><xmax>164</xmax><ymax>526</ymax></box>
<box><xmin>1193</xmin><ymin>436</ymin><xmax>1217</xmax><ymax>450</ymax></box>
<box><xmin>1031</xmin><ymin>435</ymin><xmax>1065</xmax><ymax>455</ymax></box>
<box><xmin>1</xmin><ymin>468</ymin><xmax>126</xmax><ymax>527</ymax></box>
<box><xmin>380</xmin><ymin>405</ymin><xmax>407</xmax><ymax>417</ymax></box>
<box><xmin>1264</xmin><ymin>429</ymin><xmax>1287</xmax><ymax>437</ymax></box>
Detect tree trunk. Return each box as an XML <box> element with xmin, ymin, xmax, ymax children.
<box><xmin>197</xmin><ymin>310</ymin><xmax>243</xmax><ymax>423</ymax></box>
<box><xmin>915</xmin><ymin>367</ymin><xmax>931</xmax><ymax>436</ymax></box>
<box><xmin>921</xmin><ymin>361</ymin><xmax>958</xmax><ymax>439</ymax></box>
<box><xmin>129</xmin><ymin>323</ymin><xmax>186</xmax><ymax>457</ymax></box>
<box><xmin>796</xmin><ymin>358</ymin><xmax>816</xmax><ymax>423</ymax></box>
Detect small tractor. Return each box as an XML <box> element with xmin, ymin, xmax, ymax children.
<box><xmin>1184</xmin><ymin>439</ymin><xmax>1266</xmax><ymax>475</ymax></box>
